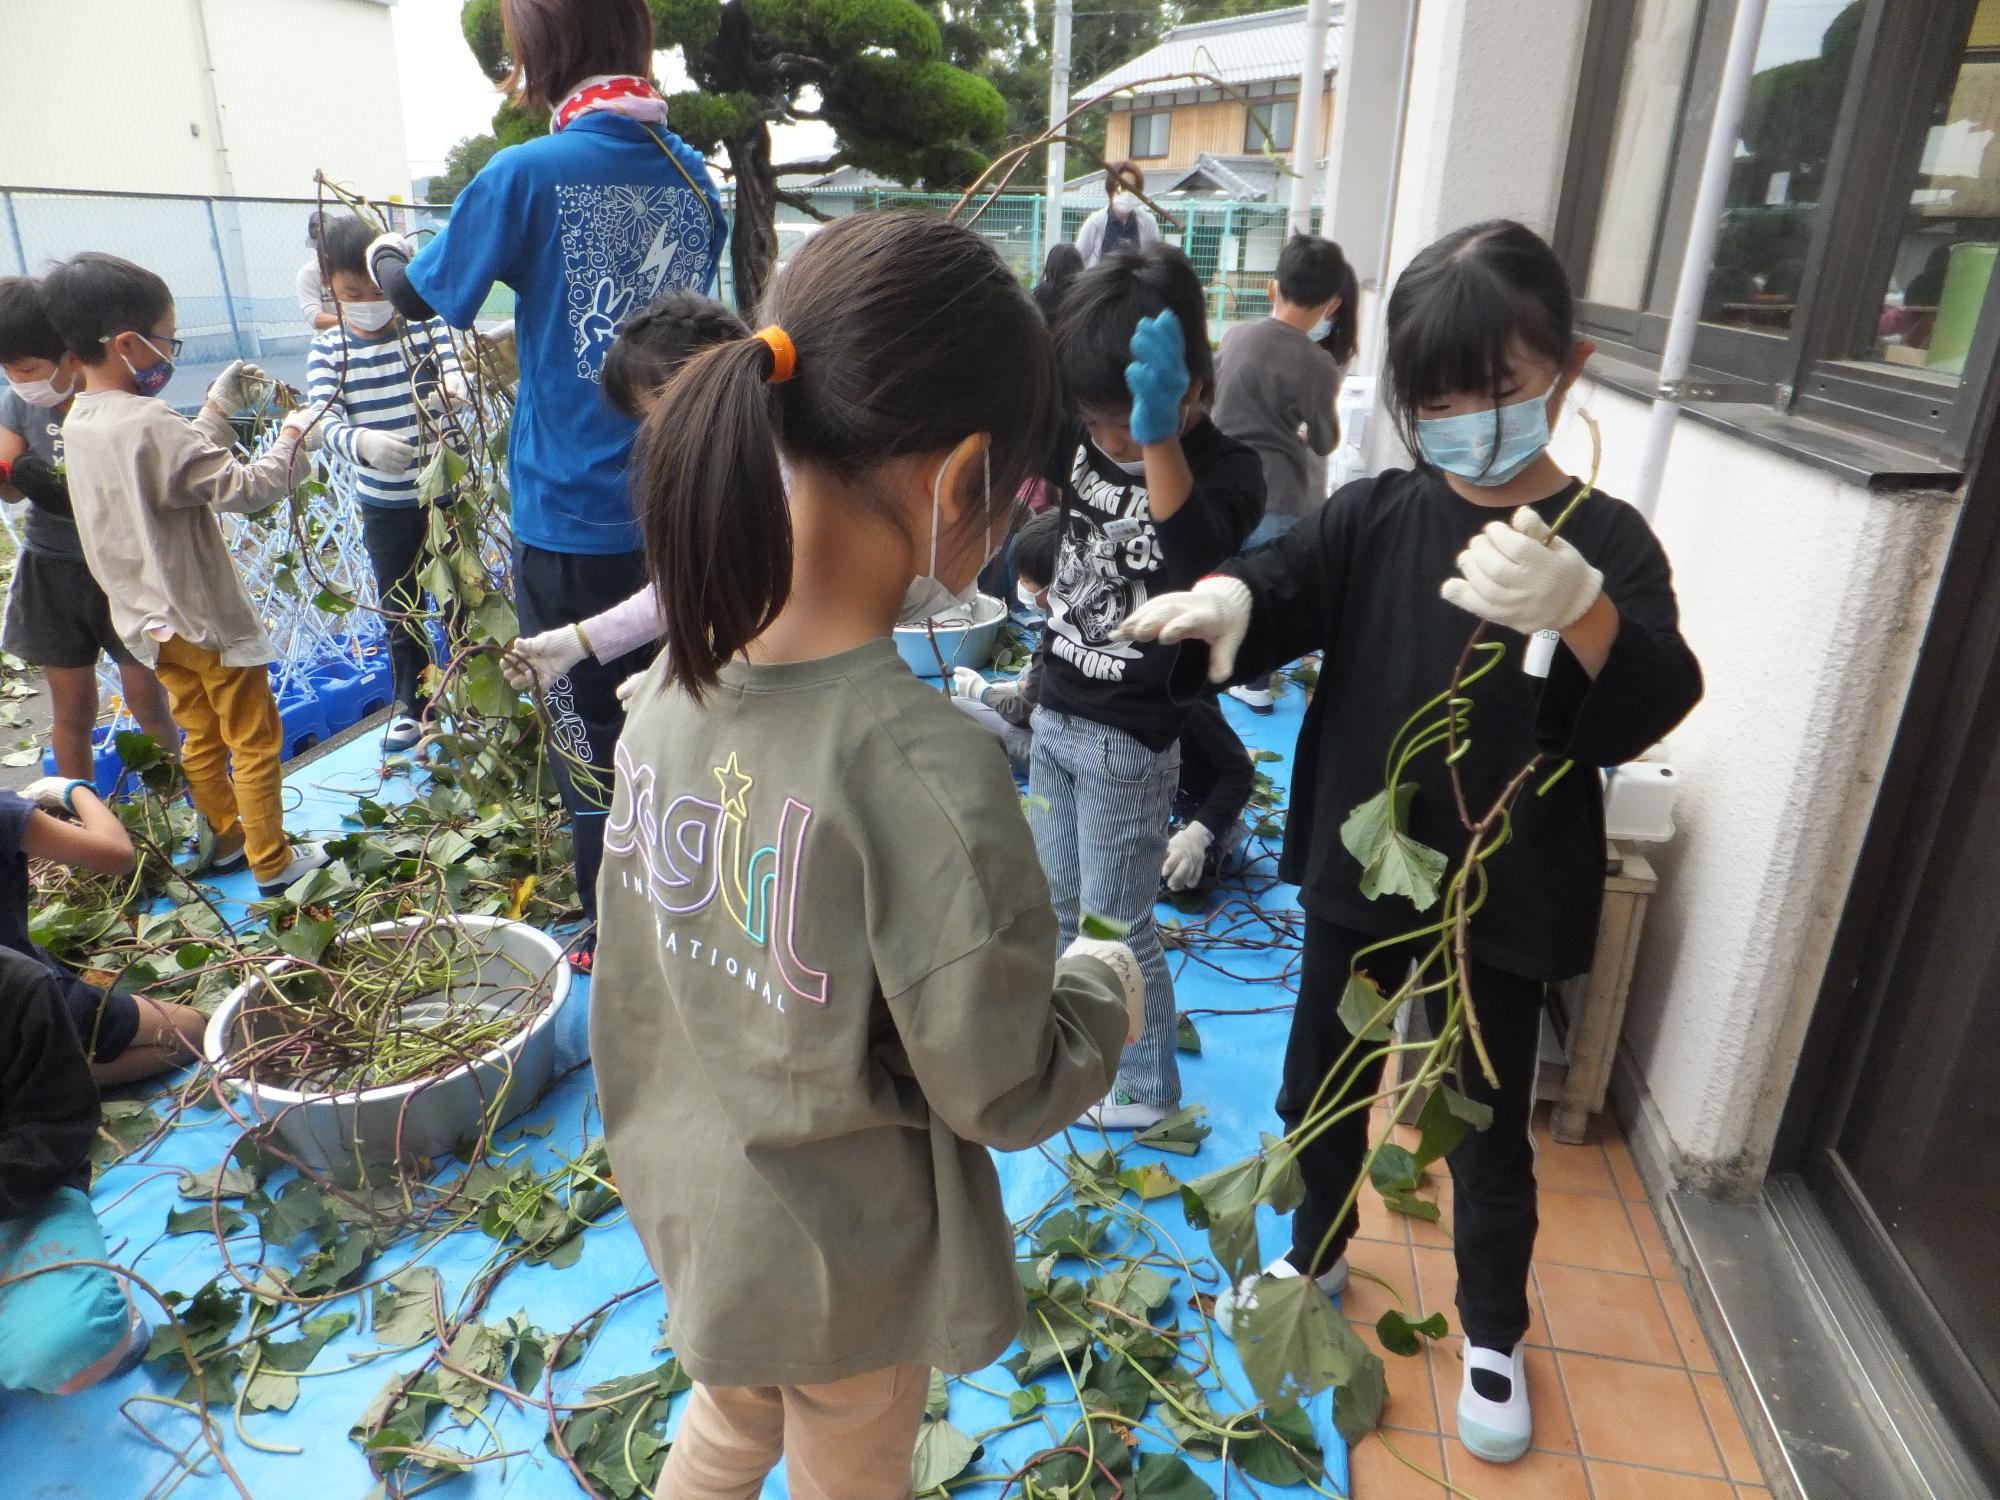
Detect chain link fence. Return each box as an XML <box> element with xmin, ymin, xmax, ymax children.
<box><xmin>0</xmin><ymin>183</ymin><xmax>1305</xmax><ymax>398</ymax></box>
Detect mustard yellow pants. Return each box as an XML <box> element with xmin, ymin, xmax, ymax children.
<box><xmin>151</xmin><ymin>637</ymin><xmax>288</xmax><ymax>882</ymax></box>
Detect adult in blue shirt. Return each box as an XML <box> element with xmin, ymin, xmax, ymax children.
<box><xmin>368</xmin><ymin>0</ymin><xmax>724</xmax><ymax>968</ymax></box>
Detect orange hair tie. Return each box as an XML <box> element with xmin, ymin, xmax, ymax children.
<box><xmin>753</xmin><ymin>325</ymin><xmax>797</xmax><ymax>385</ymax></box>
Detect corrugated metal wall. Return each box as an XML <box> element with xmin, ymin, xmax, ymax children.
<box><xmin>0</xmin><ymin>0</ymin><xmax>409</xmax><ymax>199</ymax></box>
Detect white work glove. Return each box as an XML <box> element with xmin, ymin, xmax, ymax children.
<box><xmin>207</xmin><ymin>359</ymin><xmax>269</xmax><ymax>413</ymax></box>
<box><xmin>19</xmin><ymin>776</ymin><xmax>89</xmax><ymax>815</ymax></box>
<box><xmin>354</xmin><ymin>430</ymin><xmax>417</xmax><ymax>473</ymax></box>
<box><xmin>443</xmin><ymin>371</ymin><xmax>473</xmax><ymax>407</ymax></box>
<box><xmin>1116</xmin><ymin>575</ymin><xmax>1253</xmax><ymax>684</ymax></box>
<box><xmin>280</xmin><ymin>405</ymin><xmax>326</xmax><ymax>453</ymax></box>
<box><xmin>951</xmin><ymin>667</ymin><xmax>987</xmax><ymax>701</ymax></box>
<box><xmin>1441</xmin><ymin>506</ymin><xmax>1604</xmax><ymax>634</ymax></box>
<box><xmin>1162</xmin><ymin>822</ymin><xmax>1214</xmax><ymax>892</ymax></box>
<box><xmin>365</xmin><ymin>231</ymin><xmax>416</xmax><ymax>286</ymax></box>
<box><xmin>502</xmin><ymin>625</ymin><xmax>588</xmax><ymax>690</ymax></box>
<box><xmin>1063</xmin><ymin>935</ymin><xmax>1148</xmax><ymax>1044</ymax></box>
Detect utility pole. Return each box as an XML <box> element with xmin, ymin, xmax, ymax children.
<box><xmin>1044</xmin><ymin>0</ymin><xmax>1074</xmax><ymax>264</ymax></box>
<box><xmin>1287</xmin><ymin>0</ymin><xmax>1334</xmax><ymax>235</ymax></box>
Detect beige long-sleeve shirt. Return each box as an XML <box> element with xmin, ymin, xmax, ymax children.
<box><xmin>592</xmin><ymin>640</ymin><xmax>1128</xmax><ymax>1387</ymax></box>
<box><xmin>62</xmin><ymin>391</ymin><xmax>300</xmax><ymax>668</ymax></box>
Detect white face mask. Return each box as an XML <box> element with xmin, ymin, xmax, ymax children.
<box><xmin>1016</xmin><ymin>581</ymin><xmax>1042</xmax><ymax>611</ymax></box>
<box><xmin>898</xmin><ymin>447</ymin><xmax>991</xmax><ymax>627</ymax></box>
<box><xmin>343</xmin><ymin>301</ymin><xmax>395</xmax><ymax>334</ymax></box>
<box><xmin>8</xmin><ymin>369</ymin><xmax>74</xmax><ymax>408</ymax></box>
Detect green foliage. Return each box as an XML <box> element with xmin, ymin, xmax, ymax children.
<box><xmin>431</xmin><ymin>134</ymin><xmax>503</xmax><ymax>204</ymax></box>
<box><xmin>1131</xmin><ymin>1104</ymin><xmax>1210</xmax><ymax>1156</ymax></box>
<box><xmin>911</xmin><ymin>1416</ymin><xmax>981</xmax><ymax>1491</ymax></box>
<box><xmin>663</xmin><ymin>89</ymin><xmax>763</xmax><ymax>157</ymax></box>
<box><xmin>459</xmin><ymin>0</ymin><xmax>507</xmax><ymax>80</ymax></box>
<box><xmin>1342</xmin><ymin>783</ymin><xmax>1449</xmax><ymax>910</ymax></box>
<box><xmin>546</xmin><ymin>1361</ymin><xmax>692</xmax><ymax>1498</ymax></box>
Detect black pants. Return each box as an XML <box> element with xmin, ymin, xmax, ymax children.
<box><xmin>359</xmin><ymin>505</ymin><xmax>437</xmax><ymax>716</ymax></box>
<box><xmin>1283</xmin><ymin>915</ymin><xmax>1543</xmax><ymax>1349</ymax></box>
<box><xmin>512</xmin><ymin>544</ymin><xmax>656</xmax><ymax>926</ymax></box>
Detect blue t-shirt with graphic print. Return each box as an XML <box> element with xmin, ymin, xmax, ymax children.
<box><xmin>407</xmin><ymin>114</ymin><xmax>724</xmax><ymax>555</ymax></box>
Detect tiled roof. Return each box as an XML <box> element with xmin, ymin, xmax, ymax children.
<box><xmin>1077</xmin><ymin>6</ymin><xmax>1342</xmax><ymax>101</ymax></box>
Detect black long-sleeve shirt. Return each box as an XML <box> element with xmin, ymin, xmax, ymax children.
<box><xmin>1220</xmin><ymin>468</ymin><xmax>1702</xmax><ymax>980</ymax></box>
<box><xmin>0</xmin><ymin>947</ymin><xmax>99</xmax><ymax>1220</ymax></box>
<box><xmin>1039</xmin><ymin>417</ymin><xmax>1265</xmax><ymax>750</ymax></box>
<box><xmin>1177</xmin><ymin>698</ymin><xmax>1255</xmax><ymax>839</ymax></box>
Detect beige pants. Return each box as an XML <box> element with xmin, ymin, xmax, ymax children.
<box><xmin>657</xmin><ymin>1363</ymin><xmax>930</xmax><ymax>1500</ymax></box>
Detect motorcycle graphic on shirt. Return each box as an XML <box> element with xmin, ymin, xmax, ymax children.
<box><xmin>555</xmin><ymin>182</ymin><xmax>720</xmax><ymax>382</ymax></box>
<box><xmin>1045</xmin><ymin>443</ymin><xmax>1168</xmax><ymax>681</ymax></box>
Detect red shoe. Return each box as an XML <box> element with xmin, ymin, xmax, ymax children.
<box><xmin>569</xmin><ymin>938</ymin><xmax>595</xmax><ymax>975</ymax></box>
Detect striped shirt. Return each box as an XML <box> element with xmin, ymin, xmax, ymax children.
<box><xmin>305</xmin><ymin>318</ymin><xmax>463</xmax><ymax>508</ymax></box>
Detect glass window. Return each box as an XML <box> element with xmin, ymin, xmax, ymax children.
<box><xmin>1584</xmin><ymin>0</ymin><xmax>1702</xmax><ymax>307</ymax></box>
<box><xmin>1130</xmin><ymin>111</ymin><xmax>1171</xmax><ymax>159</ymax></box>
<box><xmin>1865</xmin><ymin>7</ymin><xmax>2000</xmax><ymax>382</ymax></box>
<box><xmin>1246</xmin><ymin>99</ymin><xmax>1297</xmax><ymax>153</ymax></box>
<box><xmin>1703</xmin><ymin>1</ymin><xmax>1866</xmax><ymax>334</ymax></box>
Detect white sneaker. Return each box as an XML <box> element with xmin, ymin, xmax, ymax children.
<box><xmin>382</xmin><ymin>714</ymin><xmax>422</xmax><ymax>754</ymax></box>
<box><xmin>1211</xmin><ymin>1255</ymin><xmax>1349</xmax><ymax>1339</ymax></box>
<box><xmin>1228</xmin><ymin>681</ymin><xmax>1276</xmax><ymax>713</ymax></box>
<box><xmin>1079</xmin><ymin>1088</ymin><xmax>1171</xmax><ymax>1132</ymax></box>
<box><xmin>1457</xmin><ymin>1341</ymin><xmax>1532</xmax><ymax>1463</ymax></box>
<box><xmin>257</xmin><ymin>840</ymin><xmax>332</xmax><ymax>898</ymax></box>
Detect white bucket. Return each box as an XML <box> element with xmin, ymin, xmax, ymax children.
<box><xmin>203</xmin><ymin>915</ymin><xmax>571</xmax><ymax>1175</ymax></box>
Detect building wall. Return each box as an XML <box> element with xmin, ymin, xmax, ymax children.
<box><xmin>1105</xmin><ymin>86</ymin><xmax>1336</xmax><ymax>173</ymax></box>
<box><xmin>1548</xmin><ymin>393</ymin><xmax>1957</xmax><ymax>1193</ymax></box>
<box><xmin>0</xmin><ymin>0</ymin><xmax>408</xmax><ymax>199</ymax></box>
<box><xmin>1360</xmin><ymin>0</ymin><xmax>1961</xmax><ymax>1193</ymax></box>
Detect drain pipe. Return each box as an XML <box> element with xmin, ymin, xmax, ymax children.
<box><xmin>1628</xmin><ymin>0</ymin><xmax>1769</xmax><ymax>520</ymax></box>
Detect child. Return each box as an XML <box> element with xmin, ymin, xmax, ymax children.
<box><xmin>1215</xmin><ymin>233</ymin><xmax>1354</xmax><ymax>546</ymax></box>
<box><xmin>501</xmin><ymin>290</ymin><xmax>748</xmax><ymax>695</ymax></box>
<box><xmin>364</xmin><ymin>0</ymin><xmax>725</xmax><ymax>966</ymax></box>
<box><xmin>956</xmin><ymin>516</ymin><xmax>1255</xmax><ymax>901</ymax></box>
<box><xmin>1033</xmin><ymin>244</ymin><xmax>1264</xmax><ymax>1130</ymax></box>
<box><xmin>593</xmin><ymin>211</ymin><xmax>1141</xmax><ymax>1497</ymax></box>
<box><xmin>302</xmin><ymin>215</ymin><xmax>468</xmax><ymax>755</ymax></box>
<box><xmin>1</xmin><ymin>776</ymin><xmax>203</xmax><ymax>1084</ymax></box>
<box><xmin>0</xmin><ymin>277</ymin><xmax>179</xmax><ymax>777</ymax></box>
<box><xmin>951</xmin><ymin>507</ymin><xmax>1064</xmax><ymax>775</ymax></box>
<box><xmin>40</xmin><ymin>253</ymin><xmax>328</xmax><ymax>897</ymax></box>
<box><xmin>1122</xmin><ymin>220</ymin><xmax>1703</xmax><ymax>1462</ymax></box>
<box><xmin>0</xmin><ymin>947</ymin><xmax>148</xmax><ymax>1395</ymax></box>
<box><xmin>1214</xmin><ymin>233</ymin><xmax>1356</xmax><ymax>711</ymax></box>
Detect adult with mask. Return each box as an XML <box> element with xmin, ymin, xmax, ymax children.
<box><xmin>1075</xmin><ymin>162</ymin><xmax>1162</xmax><ymax>268</ymax></box>
<box><xmin>296</xmin><ymin>214</ymin><xmax>338</xmax><ymax>333</ymax></box>
<box><xmin>363</xmin><ymin>0</ymin><xmax>724</xmax><ymax>971</ymax></box>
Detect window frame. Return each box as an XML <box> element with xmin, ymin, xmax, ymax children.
<box><xmin>1246</xmin><ymin>98</ymin><xmax>1298</xmax><ymax>153</ymax></box>
<box><xmin>1556</xmin><ymin>0</ymin><xmax>2000</xmax><ymax>466</ymax></box>
<box><xmin>1129</xmin><ymin>109</ymin><xmax>1172</xmax><ymax>160</ymax></box>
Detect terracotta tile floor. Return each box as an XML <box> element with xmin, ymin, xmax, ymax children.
<box><xmin>1342</xmin><ymin>1103</ymin><xmax>1770</xmax><ymax>1499</ymax></box>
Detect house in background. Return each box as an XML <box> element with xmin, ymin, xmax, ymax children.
<box><xmin>1076</xmin><ymin>6</ymin><xmax>1340</xmax><ymax>182</ymax></box>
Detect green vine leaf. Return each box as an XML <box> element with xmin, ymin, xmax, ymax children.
<box><xmin>176</xmin><ymin>1163</ymin><xmax>257</xmax><ymax>1200</ymax></box>
<box><xmin>1131</xmin><ymin>1452</ymin><xmax>1215</xmax><ymax>1499</ymax></box>
<box><xmin>1368</xmin><ymin>1143</ymin><xmax>1422</xmax><ymax>1196</ymax></box>
<box><xmin>1091</xmin><ymin>1263</ymin><xmax>1174</xmax><ymax>1319</ymax></box>
<box><xmin>372</xmin><ymin>1267</ymin><xmax>442</xmax><ymax>1346</ymax></box>
<box><xmin>1379</xmin><ymin>1189</ymin><xmax>1442</xmax><ymax>1222</ymax></box>
<box><xmin>90</xmin><ymin>1098</ymin><xmax>160</xmax><ymax>1168</ymax></box>
<box><xmin>243</xmin><ymin>1311</ymin><xmax>354</xmax><ymax>1412</ymax></box>
<box><xmin>1176</xmin><ymin>1011</ymin><xmax>1203</xmax><ymax>1054</ymax></box>
<box><xmin>1342</xmin><ymin>783</ymin><xmax>1449</xmax><ymax>910</ymax></box>
<box><xmin>1133</xmin><ymin>1105</ymin><xmax>1212</xmax><ymax>1156</ymax></box>
<box><xmin>1231</xmin><ymin>1401</ymin><xmax>1326</xmax><ymax>1483</ymax></box>
<box><xmin>165</xmin><ymin>1204</ymin><xmax>247</xmax><ymax>1237</ymax></box>
<box><xmin>910</xmin><ymin>1418</ymin><xmax>980</xmax><ymax>1492</ymax></box>
<box><xmin>1118</xmin><ymin>1159</ymin><xmax>1183</xmax><ymax>1201</ymax></box>
<box><xmin>1237</xmin><ymin>1270</ymin><xmax>1367</xmax><ymax>1408</ymax></box>
<box><xmin>1033</xmin><ymin>1207</ymin><xmax>1109</xmax><ymax>1258</ymax></box>
<box><xmin>1442</xmin><ymin>1084</ymin><xmax>1494</xmax><ymax>1130</ymax></box>
<box><xmin>1007</xmin><ymin>1383</ymin><xmax>1044</xmax><ymax>1417</ymax></box>
<box><xmin>1333</xmin><ymin>1349</ymin><xmax>1390</xmax><ymax>1445</ymax></box>
<box><xmin>1338</xmin><ymin>970</ymin><xmax>1394</xmax><ymax>1042</ymax></box>
<box><xmin>1413</xmin><ymin>1086</ymin><xmax>1470</xmax><ymax>1166</ymax></box>
<box><xmin>926</xmin><ymin>1367</ymin><xmax>950</xmax><ymax>1420</ymax></box>
<box><xmin>1376</xmin><ymin>1308</ymin><xmax>1450</xmax><ymax>1357</ymax></box>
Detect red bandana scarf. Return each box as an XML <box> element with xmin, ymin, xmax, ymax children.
<box><xmin>552</xmin><ymin>75</ymin><xmax>670</xmax><ymax>132</ymax></box>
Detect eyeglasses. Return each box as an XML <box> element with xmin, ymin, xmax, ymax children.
<box><xmin>103</xmin><ymin>331</ymin><xmax>184</xmax><ymax>359</ymax></box>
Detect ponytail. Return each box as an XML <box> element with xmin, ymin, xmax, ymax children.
<box><xmin>1322</xmin><ymin>251</ymin><xmax>1360</xmax><ymax>366</ymax></box>
<box><xmin>636</xmin><ymin>337</ymin><xmax>792</xmax><ymax>703</ymax></box>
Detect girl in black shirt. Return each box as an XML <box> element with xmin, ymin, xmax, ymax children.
<box><xmin>1121</xmin><ymin>220</ymin><xmax>1701</xmax><ymax>1464</ymax></box>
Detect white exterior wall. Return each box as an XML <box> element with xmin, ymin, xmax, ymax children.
<box><xmin>1368</xmin><ymin>0</ymin><xmax>1964</xmax><ymax>1192</ymax></box>
<box><xmin>0</xmin><ymin>0</ymin><xmax>408</xmax><ymax>199</ymax></box>
<box><xmin>1549</xmin><ymin>393</ymin><xmax>1957</xmax><ymax>1192</ymax></box>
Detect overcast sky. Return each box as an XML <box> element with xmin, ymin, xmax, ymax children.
<box><xmin>391</xmin><ymin>0</ymin><xmax>836</xmax><ymax>183</ymax></box>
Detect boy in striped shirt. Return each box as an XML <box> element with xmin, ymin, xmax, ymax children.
<box><xmin>304</xmin><ymin>216</ymin><xmax>467</xmax><ymax>753</ymax></box>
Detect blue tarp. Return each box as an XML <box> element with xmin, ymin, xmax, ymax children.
<box><xmin>6</xmin><ymin>687</ymin><xmax>1350</xmax><ymax>1500</ymax></box>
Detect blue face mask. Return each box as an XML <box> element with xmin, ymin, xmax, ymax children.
<box><xmin>1416</xmin><ymin>388</ymin><xmax>1553</xmax><ymax>486</ymax></box>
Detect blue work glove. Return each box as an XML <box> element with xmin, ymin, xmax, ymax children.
<box><xmin>1125</xmin><ymin>309</ymin><xmax>1191</xmax><ymax>447</ymax></box>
